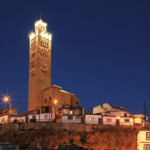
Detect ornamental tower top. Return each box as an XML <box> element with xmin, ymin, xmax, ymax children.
<box><xmin>29</xmin><ymin>18</ymin><xmax>52</xmax><ymax>41</ymax></box>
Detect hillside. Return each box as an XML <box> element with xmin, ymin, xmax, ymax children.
<box><xmin>0</xmin><ymin>125</ymin><xmax>138</xmax><ymax>150</ymax></box>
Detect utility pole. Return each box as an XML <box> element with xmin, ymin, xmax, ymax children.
<box><xmin>144</xmin><ymin>101</ymin><xmax>146</xmax><ymax>128</ymax></box>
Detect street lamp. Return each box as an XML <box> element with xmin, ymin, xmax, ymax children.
<box><xmin>54</xmin><ymin>100</ymin><xmax>57</xmax><ymax>122</ymax></box>
<box><xmin>2</xmin><ymin>95</ymin><xmax>12</xmax><ymax>123</ymax></box>
<box><xmin>116</xmin><ymin>116</ymin><xmax>120</xmax><ymax>150</ymax></box>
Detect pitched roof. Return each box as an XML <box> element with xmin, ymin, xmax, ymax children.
<box><xmin>110</xmin><ymin>105</ymin><xmax>128</xmax><ymax>112</ymax></box>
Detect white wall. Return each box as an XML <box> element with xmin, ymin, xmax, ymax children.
<box><xmin>103</xmin><ymin>116</ymin><xmax>116</xmax><ymax>125</ymax></box>
<box><xmin>10</xmin><ymin>117</ymin><xmax>17</xmax><ymax>123</ymax></box>
<box><xmin>119</xmin><ymin>117</ymin><xmax>133</xmax><ymax>126</ymax></box>
<box><xmin>40</xmin><ymin>113</ymin><xmax>54</xmax><ymax>122</ymax></box>
<box><xmin>0</xmin><ymin>115</ymin><xmax>9</xmax><ymax>124</ymax></box>
<box><xmin>133</xmin><ymin>114</ymin><xmax>148</xmax><ymax>121</ymax></box>
<box><xmin>85</xmin><ymin>114</ymin><xmax>102</xmax><ymax>124</ymax></box>
<box><xmin>103</xmin><ymin>116</ymin><xmax>133</xmax><ymax>126</ymax></box>
<box><xmin>61</xmin><ymin>116</ymin><xmax>81</xmax><ymax>123</ymax></box>
<box><xmin>29</xmin><ymin>113</ymin><xmax>54</xmax><ymax>122</ymax></box>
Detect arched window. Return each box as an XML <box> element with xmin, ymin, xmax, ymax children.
<box><xmin>76</xmin><ymin>102</ymin><xmax>79</xmax><ymax>106</ymax></box>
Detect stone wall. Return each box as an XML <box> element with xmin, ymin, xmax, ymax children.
<box><xmin>0</xmin><ymin>122</ymin><xmax>143</xmax><ymax>136</ymax></box>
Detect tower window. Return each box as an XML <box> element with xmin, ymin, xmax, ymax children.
<box><xmin>76</xmin><ymin>102</ymin><xmax>79</xmax><ymax>106</ymax></box>
<box><xmin>45</xmin><ymin>99</ymin><xmax>47</xmax><ymax>103</ymax></box>
<box><xmin>31</xmin><ymin>61</ymin><xmax>35</xmax><ymax>68</ymax></box>
<box><xmin>41</xmin><ymin>64</ymin><xmax>47</xmax><ymax>73</ymax></box>
<box><xmin>49</xmin><ymin>97</ymin><xmax>51</xmax><ymax>101</ymax></box>
<box><xmin>32</xmin><ymin>52</ymin><xmax>35</xmax><ymax>58</ymax></box>
<box><xmin>31</xmin><ymin>69</ymin><xmax>35</xmax><ymax>76</ymax></box>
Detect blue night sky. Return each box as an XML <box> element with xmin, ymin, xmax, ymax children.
<box><xmin>0</xmin><ymin>0</ymin><xmax>150</xmax><ymax>116</ymax></box>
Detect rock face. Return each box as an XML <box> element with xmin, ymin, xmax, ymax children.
<box><xmin>0</xmin><ymin>126</ymin><xmax>138</xmax><ymax>150</ymax></box>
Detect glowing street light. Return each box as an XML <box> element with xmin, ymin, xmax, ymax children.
<box><xmin>54</xmin><ymin>100</ymin><xmax>57</xmax><ymax>105</ymax></box>
<box><xmin>2</xmin><ymin>94</ymin><xmax>12</xmax><ymax>123</ymax></box>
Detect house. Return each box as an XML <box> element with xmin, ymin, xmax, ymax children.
<box><xmin>92</xmin><ymin>103</ymin><xmax>150</xmax><ymax>127</ymax></box>
<box><xmin>93</xmin><ymin>103</ymin><xmax>130</xmax><ymax>117</ymax></box>
<box><xmin>102</xmin><ymin>115</ymin><xmax>134</xmax><ymax>126</ymax></box>
<box><xmin>137</xmin><ymin>130</ymin><xmax>150</xmax><ymax>150</ymax></box>
<box><xmin>85</xmin><ymin>113</ymin><xmax>102</xmax><ymax>124</ymax></box>
<box><xmin>133</xmin><ymin>114</ymin><xmax>149</xmax><ymax>127</ymax></box>
<box><xmin>17</xmin><ymin>109</ymin><xmax>54</xmax><ymax>122</ymax></box>
<box><xmin>59</xmin><ymin>105</ymin><xmax>85</xmax><ymax>123</ymax></box>
<box><xmin>0</xmin><ymin>107</ymin><xmax>18</xmax><ymax>124</ymax></box>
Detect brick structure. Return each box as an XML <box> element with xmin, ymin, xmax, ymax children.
<box><xmin>28</xmin><ymin>18</ymin><xmax>80</xmax><ymax>112</ymax></box>
<box><xmin>28</xmin><ymin>17</ymin><xmax>52</xmax><ymax>111</ymax></box>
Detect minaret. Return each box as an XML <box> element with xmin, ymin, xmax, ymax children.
<box><xmin>28</xmin><ymin>17</ymin><xmax>52</xmax><ymax>111</ymax></box>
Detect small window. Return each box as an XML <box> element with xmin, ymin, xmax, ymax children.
<box><xmin>68</xmin><ymin>116</ymin><xmax>73</xmax><ymax>119</ymax></box>
<box><xmin>44</xmin><ymin>115</ymin><xmax>48</xmax><ymax>119</ymax></box>
<box><xmin>75</xmin><ymin>116</ymin><xmax>81</xmax><ymax>119</ymax></box>
<box><xmin>124</xmin><ymin>113</ymin><xmax>127</xmax><ymax>117</ymax></box>
<box><xmin>76</xmin><ymin>102</ymin><xmax>79</xmax><ymax>106</ymax></box>
<box><xmin>107</xmin><ymin>118</ymin><xmax>111</xmax><ymax>122</ymax></box>
<box><xmin>49</xmin><ymin>97</ymin><xmax>51</xmax><ymax>101</ymax></box>
<box><xmin>32</xmin><ymin>116</ymin><xmax>36</xmax><ymax>119</ymax></box>
<box><xmin>143</xmin><ymin>144</ymin><xmax>150</xmax><ymax>150</ymax></box>
<box><xmin>104</xmin><ymin>108</ymin><xmax>107</xmax><ymax>111</ymax></box>
<box><xmin>45</xmin><ymin>99</ymin><xmax>47</xmax><ymax>103</ymax></box>
<box><xmin>146</xmin><ymin>132</ymin><xmax>150</xmax><ymax>140</ymax></box>
<box><xmin>124</xmin><ymin>119</ymin><xmax>129</xmax><ymax>122</ymax></box>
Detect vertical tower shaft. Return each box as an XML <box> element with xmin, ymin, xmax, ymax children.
<box><xmin>28</xmin><ymin>18</ymin><xmax>52</xmax><ymax>111</ymax></box>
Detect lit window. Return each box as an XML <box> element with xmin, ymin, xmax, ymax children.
<box><xmin>124</xmin><ymin>119</ymin><xmax>129</xmax><ymax>122</ymax></box>
<box><xmin>89</xmin><ymin>117</ymin><xmax>94</xmax><ymax>121</ymax></box>
<box><xmin>146</xmin><ymin>132</ymin><xmax>150</xmax><ymax>140</ymax></box>
<box><xmin>107</xmin><ymin>118</ymin><xmax>111</xmax><ymax>122</ymax></box>
<box><xmin>70</xmin><ymin>110</ymin><xmax>73</xmax><ymax>114</ymax></box>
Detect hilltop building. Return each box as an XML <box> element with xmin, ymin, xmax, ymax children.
<box><xmin>28</xmin><ymin>17</ymin><xmax>80</xmax><ymax>114</ymax></box>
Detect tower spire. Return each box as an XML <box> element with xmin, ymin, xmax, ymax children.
<box><xmin>40</xmin><ymin>14</ymin><xmax>42</xmax><ymax>20</ymax></box>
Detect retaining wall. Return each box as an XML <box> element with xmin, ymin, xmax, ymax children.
<box><xmin>0</xmin><ymin>122</ymin><xmax>144</xmax><ymax>136</ymax></box>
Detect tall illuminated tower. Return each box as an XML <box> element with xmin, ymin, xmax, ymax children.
<box><xmin>28</xmin><ymin>18</ymin><xmax>52</xmax><ymax>111</ymax></box>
